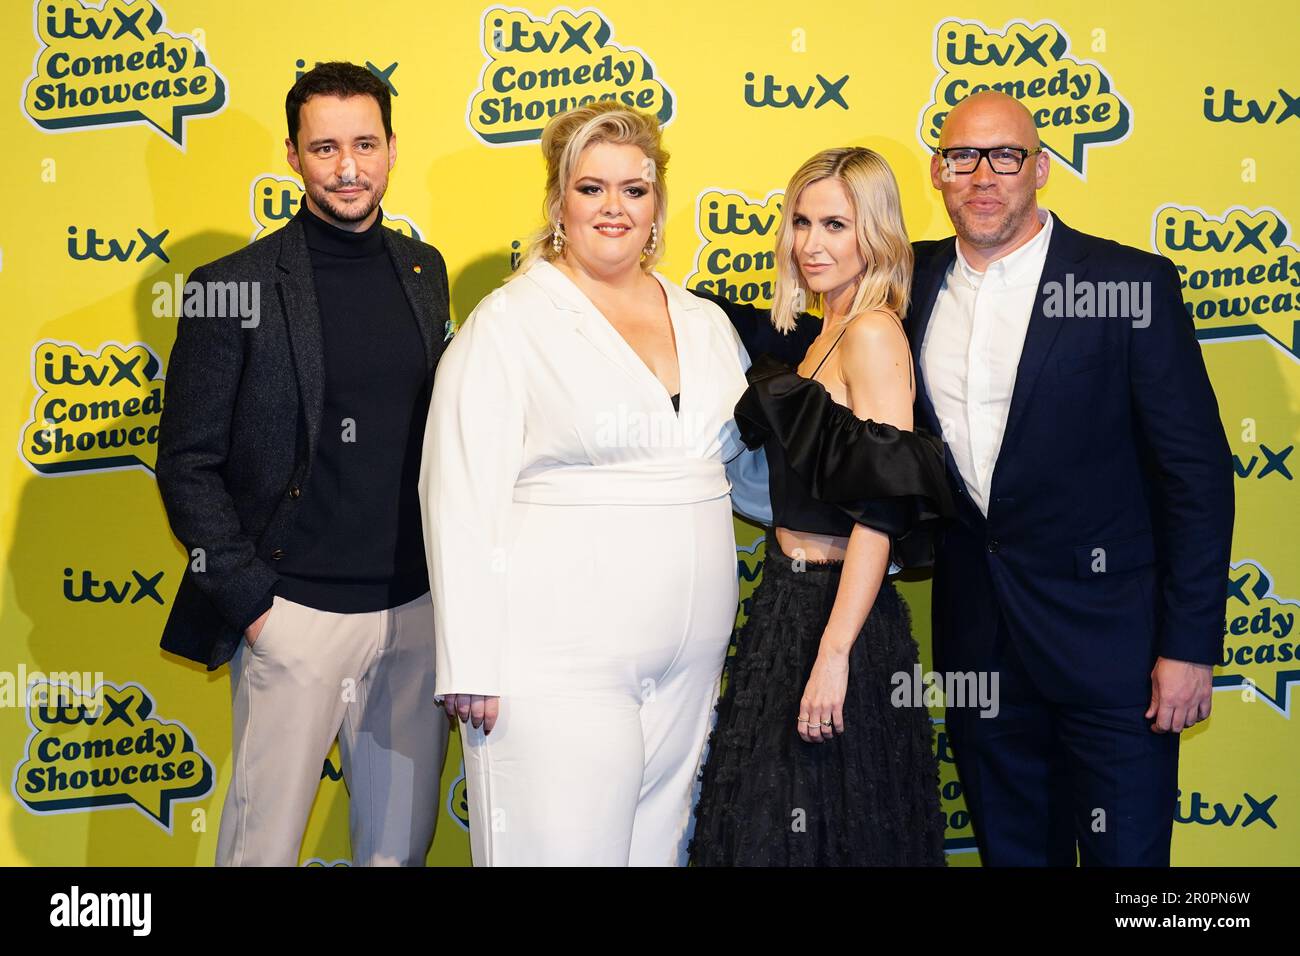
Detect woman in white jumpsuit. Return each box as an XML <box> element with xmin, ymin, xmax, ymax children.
<box><xmin>419</xmin><ymin>102</ymin><xmax>768</xmax><ymax>865</ymax></box>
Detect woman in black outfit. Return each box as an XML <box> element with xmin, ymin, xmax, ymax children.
<box><xmin>689</xmin><ymin>147</ymin><xmax>954</xmax><ymax>866</ymax></box>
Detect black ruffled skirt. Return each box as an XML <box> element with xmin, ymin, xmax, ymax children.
<box><xmin>689</xmin><ymin>538</ymin><xmax>947</xmax><ymax>866</ymax></box>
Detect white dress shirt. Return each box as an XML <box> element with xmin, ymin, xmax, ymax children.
<box><xmin>920</xmin><ymin>209</ymin><xmax>1053</xmax><ymax>515</ymax></box>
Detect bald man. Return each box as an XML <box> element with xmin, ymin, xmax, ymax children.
<box><xmin>912</xmin><ymin>92</ymin><xmax>1233</xmax><ymax>865</ymax></box>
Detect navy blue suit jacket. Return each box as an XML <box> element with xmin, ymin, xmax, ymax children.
<box><xmin>911</xmin><ymin>216</ymin><xmax>1234</xmax><ymax>706</ymax></box>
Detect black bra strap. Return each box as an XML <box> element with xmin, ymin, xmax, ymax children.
<box><xmin>810</xmin><ymin>327</ymin><xmax>849</xmax><ymax>380</ymax></box>
<box><xmin>812</xmin><ymin>313</ymin><xmax>915</xmax><ymax>395</ymax></box>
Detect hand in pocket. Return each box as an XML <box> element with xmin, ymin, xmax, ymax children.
<box><xmin>244</xmin><ymin>606</ymin><xmax>272</xmax><ymax>648</ymax></box>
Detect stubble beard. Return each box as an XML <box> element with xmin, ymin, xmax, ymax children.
<box><xmin>948</xmin><ymin>188</ymin><xmax>1036</xmax><ymax>251</ymax></box>
<box><xmin>308</xmin><ymin>179</ymin><xmax>384</xmax><ymax>225</ymax></box>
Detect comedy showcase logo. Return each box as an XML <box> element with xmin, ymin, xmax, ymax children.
<box><xmin>1152</xmin><ymin>204</ymin><xmax>1300</xmax><ymax>361</ymax></box>
<box><xmin>684</xmin><ymin>189</ymin><xmax>784</xmax><ymax>308</ymax></box>
<box><xmin>19</xmin><ymin>340</ymin><xmax>164</xmax><ymax>478</ymax></box>
<box><xmin>12</xmin><ymin>680</ymin><xmax>215</xmax><ymax>831</ymax></box>
<box><xmin>21</xmin><ymin>0</ymin><xmax>226</xmax><ymax>147</ymax></box>
<box><xmin>1215</xmin><ymin>561</ymin><xmax>1299</xmax><ymax>718</ymax></box>
<box><xmin>935</xmin><ymin>722</ymin><xmax>976</xmax><ymax>854</ymax></box>
<box><xmin>467</xmin><ymin>5</ymin><xmax>674</xmax><ymax>146</ymax></box>
<box><xmin>918</xmin><ymin>18</ymin><xmax>1130</xmax><ymax>179</ymax></box>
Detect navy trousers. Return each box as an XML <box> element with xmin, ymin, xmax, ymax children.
<box><xmin>944</xmin><ymin>617</ymin><xmax>1180</xmax><ymax>866</ymax></box>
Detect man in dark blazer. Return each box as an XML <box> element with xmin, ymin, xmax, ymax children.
<box><xmin>156</xmin><ymin>62</ymin><xmax>450</xmax><ymax>866</ymax></box>
<box><xmin>913</xmin><ymin>91</ymin><xmax>1234</xmax><ymax>865</ymax></box>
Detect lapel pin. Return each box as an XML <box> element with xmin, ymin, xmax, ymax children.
<box><xmin>413</xmin><ymin>264</ymin><xmax>422</xmax><ymax>274</ymax></box>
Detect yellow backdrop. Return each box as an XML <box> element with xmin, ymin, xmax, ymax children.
<box><xmin>2</xmin><ymin>0</ymin><xmax>1295</xmax><ymax>866</ymax></box>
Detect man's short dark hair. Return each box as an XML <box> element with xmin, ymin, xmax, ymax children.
<box><xmin>286</xmin><ymin>61</ymin><xmax>393</xmax><ymax>147</ymax></box>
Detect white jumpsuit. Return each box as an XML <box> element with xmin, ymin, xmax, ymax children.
<box><xmin>419</xmin><ymin>259</ymin><xmax>769</xmax><ymax>865</ymax></box>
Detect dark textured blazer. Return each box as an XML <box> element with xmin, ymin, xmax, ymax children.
<box><xmin>910</xmin><ymin>216</ymin><xmax>1235</xmax><ymax>706</ymax></box>
<box><xmin>155</xmin><ymin>216</ymin><xmax>451</xmax><ymax>670</ymax></box>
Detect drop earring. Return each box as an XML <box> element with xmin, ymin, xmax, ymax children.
<box><xmin>643</xmin><ymin>221</ymin><xmax>658</xmax><ymax>257</ymax></box>
<box><xmin>552</xmin><ymin>222</ymin><xmax>565</xmax><ymax>255</ymax></box>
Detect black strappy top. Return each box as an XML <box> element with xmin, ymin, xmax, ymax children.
<box><xmin>735</xmin><ymin>339</ymin><xmax>954</xmax><ymax>570</ymax></box>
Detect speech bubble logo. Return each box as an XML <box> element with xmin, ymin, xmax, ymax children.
<box><xmin>684</xmin><ymin>188</ymin><xmax>784</xmax><ymax>307</ymax></box>
<box><xmin>933</xmin><ymin>721</ymin><xmax>976</xmax><ymax>854</ymax></box>
<box><xmin>467</xmin><ymin>5</ymin><xmax>674</xmax><ymax>146</ymax></box>
<box><xmin>13</xmin><ymin>680</ymin><xmax>215</xmax><ymax>830</ymax></box>
<box><xmin>1152</xmin><ymin>204</ymin><xmax>1300</xmax><ymax>361</ymax></box>
<box><xmin>20</xmin><ymin>340</ymin><xmax>165</xmax><ymax>478</ymax></box>
<box><xmin>22</xmin><ymin>0</ymin><xmax>227</xmax><ymax>148</ymax></box>
<box><xmin>1215</xmin><ymin>561</ymin><xmax>1300</xmax><ymax>717</ymax></box>
<box><xmin>448</xmin><ymin>764</ymin><xmax>470</xmax><ymax>832</ymax></box>
<box><xmin>917</xmin><ymin>18</ymin><xmax>1130</xmax><ymax>179</ymax></box>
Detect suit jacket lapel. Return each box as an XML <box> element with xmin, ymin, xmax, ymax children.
<box><xmin>383</xmin><ymin>229</ymin><xmax>438</xmax><ymax>373</ymax></box>
<box><xmin>275</xmin><ymin>219</ymin><xmax>325</xmax><ymax>464</ymax></box>
<box><xmin>995</xmin><ymin>216</ymin><xmax>1089</xmax><ymax>478</ymax></box>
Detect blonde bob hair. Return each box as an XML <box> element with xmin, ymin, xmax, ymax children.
<box><xmin>511</xmin><ymin>101</ymin><xmax>670</xmax><ymax>278</ymax></box>
<box><xmin>770</xmin><ymin>147</ymin><xmax>912</xmax><ymax>333</ymax></box>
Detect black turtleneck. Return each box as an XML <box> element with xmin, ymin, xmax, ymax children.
<box><xmin>273</xmin><ymin>204</ymin><xmax>431</xmax><ymax>613</ymax></box>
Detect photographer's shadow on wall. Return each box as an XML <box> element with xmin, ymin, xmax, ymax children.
<box><xmin>4</xmin><ymin>104</ymin><xmax>326</xmax><ymax>865</ymax></box>
<box><xmin>5</xmin><ymin>204</ymin><xmax>517</xmax><ymax>869</ymax></box>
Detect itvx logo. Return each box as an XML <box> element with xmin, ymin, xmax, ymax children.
<box><xmin>64</xmin><ymin>568</ymin><xmax>164</xmax><ymax>605</ymax></box>
<box><xmin>467</xmin><ymin>6</ymin><xmax>673</xmax><ymax>145</ymax></box>
<box><xmin>295</xmin><ymin>58</ymin><xmax>399</xmax><ymax>94</ymax></box>
<box><xmin>1233</xmin><ymin>433</ymin><xmax>1292</xmax><ymax>482</ymax></box>
<box><xmin>249</xmin><ymin>174</ymin><xmax>421</xmax><ymax>242</ymax></box>
<box><xmin>684</xmin><ymin>189</ymin><xmax>783</xmax><ymax>305</ymax></box>
<box><xmin>1152</xmin><ymin>204</ymin><xmax>1300</xmax><ymax>360</ymax></box>
<box><xmin>1203</xmin><ymin>86</ymin><xmax>1299</xmax><ymax>124</ymax></box>
<box><xmin>918</xmin><ymin>18</ymin><xmax>1130</xmax><ymax>178</ymax></box>
<box><xmin>1215</xmin><ymin>560</ymin><xmax>1299</xmax><ymax>717</ymax></box>
<box><xmin>67</xmin><ymin>224</ymin><xmax>168</xmax><ymax>263</ymax></box>
<box><xmin>22</xmin><ymin>0</ymin><xmax>226</xmax><ymax>147</ymax></box>
<box><xmin>743</xmin><ymin>71</ymin><xmax>848</xmax><ymax>110</ymax></box>
<box><xmin>735</xmin><ymin>532</ymin><xmax>764</xmax><ymax>610</ymax></box>
<box><xmin>13</xmin><ymin>680</ymin><xmax>214</xmax><ymax>830</ymax></box>
<box><xmin>20</xmin><ymin>341</ymin><xmax>164</xmax><ymax>477</ymax></box>
<box><xmin>1176</xmin><ymin>789</ymin><xmax>1278</xmax><ymax>829</ymax></box>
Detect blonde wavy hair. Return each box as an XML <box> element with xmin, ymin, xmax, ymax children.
<box><xmin>511</xmin><ymin>101</ymin><xmax>669</xmax><ymax>278</ymax></box>
<box><xmin>770</xmin><ymin>147</ymin><xmax>912</xmax><ymax>333</ymax></box>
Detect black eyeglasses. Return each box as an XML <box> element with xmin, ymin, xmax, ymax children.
<box><xmin>934</xmin><ymin>146</ymin><xmax>1043</xmax><ymax>175</ymax></box>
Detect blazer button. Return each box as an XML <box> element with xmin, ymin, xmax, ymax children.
<box><xmin>271</xmin><ymin>548</ymin><xmax>285</xmax><ymax>560</ymax></box>
<box><xmin>987</xmin><ymin>540</ymin><xmax>1000</xmax><ymax>554</ymax></box>
<box><xmin>289</xmin><ymin>487</ymin><xmax>301</xmax><ymax>499</ymax></box>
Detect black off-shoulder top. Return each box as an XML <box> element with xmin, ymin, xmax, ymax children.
<box><xmin>736</xmin><ymin>354</ymin><xmax>955</xmax><ymax>570</ymax></box>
